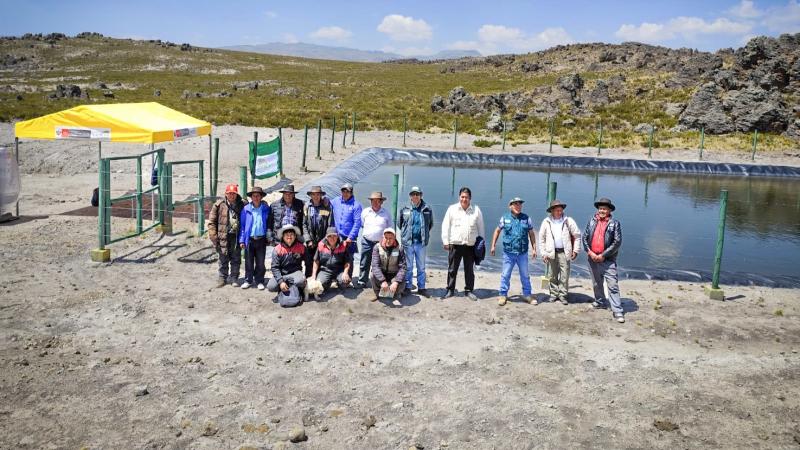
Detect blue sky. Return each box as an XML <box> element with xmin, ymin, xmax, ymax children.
<box><xmin>2</xmin><ymin>0</ymin><xmax>798</xmax><ymax>55</ymax></box>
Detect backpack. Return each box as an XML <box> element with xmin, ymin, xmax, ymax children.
<box><xmin>278</xmin><ymin>284</ymin><xmax>303</xmax><ymax>307</ymax></box>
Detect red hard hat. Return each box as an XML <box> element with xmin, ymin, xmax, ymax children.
<box><xmin>225</xmin><ymin>184</ymin><xmax>239</xmax><ymax>194</ymax></box>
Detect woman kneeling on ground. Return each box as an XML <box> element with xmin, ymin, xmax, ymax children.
<box><xmin>311</xmin><ymin>227</ymin><xmax>353</xmax><ymax>298</ymax></box>
<box><xmin>267</xmin><ymin>224</ymin><xmax>307</xmax><ymax>300</ymax></box>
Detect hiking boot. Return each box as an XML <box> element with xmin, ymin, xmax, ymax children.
<box><xmin>440</xmin><ymin>289</ymin><xmax>455</xmax><ymax>299</ymax></box>
<box><xmin>257</xmin><ymin>283</ymin><xmax>265</xmax><ymax>290</ymax></box>
<box><xmin>241</xmin><ymin>281</ymin><xmax>251</xmax><ymax>289</ymax></box>
<box><xmin>498</xmin><ymin>296</ymin><xmax>508</xmax><ymax>306</ymax></box>
<box><xmin>417</xmin><ymin>288</ymin><xmax>429</xmax><ymax>297</ymax></box>
<box><xmin>528</xmin><ymin>295</ymin><xmax>538</xmax><ymax>305</ymax></box>
<box><xmin>613</xmin><ymin>312</ymin><xmax>625</xmax><ymax>323</ymax></box>
<box><xmin>215</xmin><ymin>278</ymin><xmax>226</xmax><ymax>288</ymax></box>
<box><xmin>465</xmin><ymin>291</ymin><xmax>478</xmax><ymax>301</ymax></box>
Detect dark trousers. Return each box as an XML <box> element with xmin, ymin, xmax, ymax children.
<box><xmin>343</xmin><ymin>238</ymin><xmax>357</xmax><ymax>277</ymax></box>
<box><xmin>446</xmin><ymin>244</ymin><xmax>475</xmax><ymax>292</ymax></box>
<box><xmin>217</xmin><ymin>233</ymin><xmax>241</xmax><ymax>281</ymax></box>
<box><xmin>317</xmin><ymin>269</ymin><xmax>347</xmax><ymax>291</ymax></box>
<box><xmin>244</xmin><ymin>237</ymin><xmax>267</xmax><ymax>284</ymax></box>
<box><xmin>358</xmin><ymin>236</ymin><xmax>378</xmax><ymax>286</ymax></box>
<box><xmin>303</xmin><ymin>241</ymin><xmax>319</xmax><ymax>277</ymax></box>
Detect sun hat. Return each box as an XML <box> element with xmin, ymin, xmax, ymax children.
<box><xmin>547</xmin><ymin>199</ymin><xmax>567</xmax><ymax>213</ymax></box>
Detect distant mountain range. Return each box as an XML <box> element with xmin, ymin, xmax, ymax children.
<box><xmin>219</xmin><ymin>42</ymin><xmax>481</xmax><ymax>62</ymax></box>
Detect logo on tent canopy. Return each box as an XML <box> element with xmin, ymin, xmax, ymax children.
<box><xmin>173</xmin><ymin>127</ymin><xmax>198</xmax><ymax>140</ymax></box>
<box><xmin>55</xmin><ymin>127</ymin><xmax>111</xmax><ymax>140</ymax></box>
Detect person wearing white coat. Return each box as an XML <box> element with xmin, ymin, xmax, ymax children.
<box><xmin>538</xmin><ymin>199</ymin><xmax>581</xmax><ymax>304</ymax></box>
<box><xmin>440</xmin><ymin>187</ymin><xmax>485</xmax><ymax>300</ymax></box>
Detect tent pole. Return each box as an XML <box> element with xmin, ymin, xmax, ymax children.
<box><xmin>15</xmin><ymin>137</ymin><xmax>19</xmax><ymax>217</ymax></box>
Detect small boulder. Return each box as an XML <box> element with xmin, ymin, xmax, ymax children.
<box><xmin>633</xmin><ymin>123</ymin><xmax>654</xmax><ymax>134</ymax></box>
<box><xmin>288</xmin><ymin>426</ymin><xmax>307</xmax><ymax>443</ymax></box>
<box><xmin>561</xmin><ymin>118</ymin><xmax>576</xmax><ymax>127</ymax></box>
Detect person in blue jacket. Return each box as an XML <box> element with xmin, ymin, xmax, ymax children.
<box><xmin>330</xmin><ymin>182</ymin><xmax>363</xmax><ymax>279</ymax></box>
<box><xmin>239</xmin><ymin>186</ymin><xmax>271</xmax><ymax>290</ymax></box>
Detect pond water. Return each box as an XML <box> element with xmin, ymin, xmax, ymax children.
<box><xmin>354</xmin><ymin>162</ymin><xmax>800</xmax><ymax>287</ymax></box>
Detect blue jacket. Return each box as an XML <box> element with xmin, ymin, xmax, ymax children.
<box><xmin>331</xmin><ymin>195</ymin><xmax>363</xmax><ymax>241</ymax></box>
<box><xmin>500</xmin><ymin>212</ymin><xmax>533</xmax><ymax>255</ymax></box>
<box><xmin>399</xmin><ymin>200</ymin><xmax>434</xmax><ymax>246</ymax></box>
<box><xmin>238</xmin><ymin>202</ymin><xmax>271</xmax><ymax>247</ymax></box>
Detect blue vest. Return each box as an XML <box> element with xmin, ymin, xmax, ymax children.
<box><xmin>501</xmin><ymin>212</ymin><xmax>531</xmax><ymax>255</ymax></box>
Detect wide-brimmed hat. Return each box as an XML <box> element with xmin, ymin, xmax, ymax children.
<box><xmin>247</xmin><ymin>186</ymin><xmax>265</xmax><ymax>197</ymax></box>
<box><xmin>383</xmin><ymin>227</ymin><xmax>396</xmax><ymax>236</ymax></box>
<box><xmin>279</xmin><ymin>224</ymin><xmax>301</xmax><ymax>238</ymax></box>
<box><xmin>278</xmin><ymin>184</ymin><xmax>298</xmax><ymax>193</ymax></box>
<box><xmin>340</xmin><ymin>183</ymin><xmax>354</xmax><ymax>192</ymax></box>
<box><xmin>409</xmin><ymin>186</ymin><xmax>422</xmax><ymax>195</ymax></box>
<box><xmin>594</xmin><ymin>197</ymin><xmax>616</xmax><ymax>211</ymax></box>
<box><xmin>547</xmin><ymin>199</ymin><xmax>567</xmax><ymax>213</ymax></box>
<box><xmin>508</xmin><ymin>196</ymin><xmax>525</xmax><ymax>205</ymax></box>
<box><xmin>325</xmin><ymin>227</ymin><xmax>339</xmax><ymax>237</ymax></box>
<box><xmin>225</xmin><ymin>184</ymin><xmax>239</xmax><ymax>194</ymax></box>
<box><xmin>306</xmin><ymin>185</ymin><xmax>326</xmax><ymax>196</ymax></box>
<box><xmin>368</xmin><ymin>191</ymin><xmax>387</xmax><ymax>201</ymax></box>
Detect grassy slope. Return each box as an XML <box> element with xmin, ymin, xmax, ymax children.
<box><xmin>0</xmin><ymin>36</ymin><xmax>795</xmax><ymax>151</ymax></box>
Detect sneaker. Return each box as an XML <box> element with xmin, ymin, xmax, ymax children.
<box><xmin>613</xmin><ymin>312</ymin><xmax>625</xmax><ymax>323</ymax></box>
<box><xmin>416</xmin><ymin>288</ymin><xmax>429</xmax><ymax>297</ymax></box>
<box><xmin>498</xmin><ymin>296</ymin><xmax>508</xmax><ymax>306</ymax></box>
<box><xmin>228</xmin><ymin>278</ymin><xmax>240</xmax><ymax>287</ymax></box>
<box><xmin>241</xmin><ymin>281</ymin><xmax>251</xmax><ymax>289</ymax></box>
<box><xmin>528</xmin><ymin>295</ymin><xmax>538</xmax><ymax>305</ymax></box>
<box><xmin>591</xmin><ymin>299</ymin><xmax>606</xmax><ymax>309</ymax></box>
<box><xmin>465</xmin><ymin>291</ymin><xmax>478</xmax><ymax>301</ymax></box>
<box><xmin>559</xmin><ymin>297</ymin><xmax>569</xmax><ymax>305</ymax></box>
<box><xmin>440</xmin><ymin>289</ymin><xmax>455</xmax><ymax>299</ymax></box>
<box><xmin>215</xmin><ymin>278</ymin><xmax>226</xmax><ymax>288</ymax></box>
<box><xmin>257</xmin><ymin>283</ymin><xmax>265</xmax><ymax>290</ymax></box>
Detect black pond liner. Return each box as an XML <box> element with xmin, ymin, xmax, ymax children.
<box><xmin>299</xmin><ymin>148</ymin><xmax>800</xmax><ymax>288</ymax></box>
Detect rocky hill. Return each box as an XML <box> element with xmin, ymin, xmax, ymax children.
<box><xmin>1</xmin><ymin>32</ymin><xmax>798</xmax><ymax>149</ymax></box>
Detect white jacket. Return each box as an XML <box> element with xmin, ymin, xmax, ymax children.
<box><xmin>441</xmin><ymin>203</ymin><xmax>485</xmax><ymax>246</ymax></box>
<box><xmin>538</xmin><ymin>216</ymin><xmax>581</xmax><ymax>259</ymax></box>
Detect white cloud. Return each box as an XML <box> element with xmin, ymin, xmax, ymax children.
<box><xmin>264</xmin><ymin>10</ymin><xmax>278</xmax><ymax>19</ymax></box>
<box><xmin>281</xmin><ymin>33</ymin><xmax>298</xmax><ymax>44</ymax></box>
<box><xmin>377</xmin><ymin>14</ymin><xmax>433</xmax><ymax>42</ymax></box>
<box><xmin>450</xmin><ymin>25</ymin><xmax>574</xmax><ymax>55</ymax></box>
<box><xmin>761</xmin><ymin>0</ymin><xmax>800</xmax><ymax>33</ymax></box>
<box><xmin>728</xmin><ymin>0</ymin><xmax>763</xmax><ymax>19</ymax></box>
<box><xmin>615</xmin><ymin>16</ymin><xmax>751</xmax><ymax>43</ymax></box>
<box><xmin>310</xmin><ymin>26</ymin><xmax>352</xmax><ymax>43</ymax></box>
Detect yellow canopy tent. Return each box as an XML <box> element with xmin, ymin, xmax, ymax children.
<box><xmin>14</xmin><ymin>102</ymin><xmax>211</xmax><ymax>143</ymax></box>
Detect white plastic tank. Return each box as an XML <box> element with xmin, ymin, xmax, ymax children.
<box><xmin>0</xmin><ymin>146</ymin><xmax>20</xmax><ymax>222</ymax></box>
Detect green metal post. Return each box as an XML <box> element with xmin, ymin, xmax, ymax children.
<box><xmin>392</xmin><ymin>173</ymin><xmax>399</xmax><ymax>225</ymax></box>
<box><xmin>451</xmin><ymin>167</ymin><xmax>455</xmax><ymax>196</ymax></box>
<box><xmin>351</xmin><ymin>112</ymin><xmax>356</xmax><ymax>145</ymax></box>
<box><xmin>453</xmin><ymin>118</ymin><xmax>458</xmax><ymax>149</ymax></box>
<box><xmin>648</xmin><ymin>126</ymin><xmax>654</xmax><ymax>158</ymax></box>
<box><xmin>501</xmin><ymin>122</ymin><xmax>507</xmax><ymax>150</ymax></box>
<box><xmin>548</xmin><ymin>181</ymin><xmax>557</xmax><ymax>204</ymax></box>
<box><xmin>162</xmin><ymin>163</ymin><xmax>173</xmax><ymax>233</ymax></box>
<box><xmin>316</xmin><ymin>119</ymin><xmax>322</xmax><ymax>160</ymax></box>
<box><xmin>198</xmin><ymin>162</ymin><xmax>205</xmax><ymax>236</ymax></box>
<box><xmin>342</xmin><ymin>114</ymin><xmax>347</xmax><ymax>148</ymax></box>
<box><xmin>548</xmin><ymin>119</ymin><xmax>554</xmax><ymax>153</ymax></box>
<box><xmin>301</xmin><ymin>124</ymin><xmax>308</xmax><ymax>172</ymax></box>
<box><xmin>136</xmin><ymin>155</ymin><xmax>143</xmax><ymax>234</ymax></box>
<box><xmin>499</xmin><ymin>169</ymin><xmax>504</xmax><ymax>197</ymax></box>
<box><xmin>402</xmin><ymin>115</ymin><xmax>407</xmax><ymax>147</ymax></box>
<box><xmin>593</xmin><ymin>172</ymin><xmax>599</xmax><ymax>200</ymax></box>
<box><xmin>14</xmin><ymin>137</ymin><xmax>19</xmax><ymax>217</ymax></box>
<box><xmin>251</xmin><ymin>131</ymin><xmax>258</xmax><ymax>182</ymax></box>
<box><xmin>208</xmin><ymin>135</ymin><xmax>213</xmax><ymax>198</ymax></box>
<box><xmin>699</xmin><ymin>127</ymin><xmax>705</xmax><ymax>160</ymax></box>
<box><xmin>278</xmin><ymin>127</ymin><xmax>284</xmax><ymax>178</ymax></box>
<box><xmin>751</xmin><ymin>130</ymin><xmax>758</xmax><ymax>161</ymax></box>
<box><xmin>644</xmin><ymin>175</ymin><xmax>650</xmax><ymax>207</ymax></box>
<box><xmin>545</xmin><ymin>172</ymin><xmax>551</xmax><ymax>203</ymax></box>
<box><xmin>212</xmin><ymin>137</ymin><xmax>220</xmax><ymax>197</ymax></box>
<box><xmin>157</xmin><ymin>148</ymin><xmax>165</xmax><ymax>225</ymax></box>
<box><xmin>330</xmin><ymin>117</ymin><xmax>336</xmax><ymax>154</ymax></box>
<box><xmin>597</xmin><ymin>121</ymin><xmax>603</xmax><ymax>156</ymax></box>
<box><xmin>239</xmin><ymin>166</ymin><xmax>248</xmax><ymax>196</ymax></box>
<box><xmin>97</xmin><ymin>158</ymin><xmax>107</xmax><ymax>249</ymax></box>
<box><xmin>708</xmin><ymin>190</ymin><xmax>728</xmax><ymax>299</ymax></box>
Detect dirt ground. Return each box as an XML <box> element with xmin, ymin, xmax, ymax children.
<box><xmin>1</xmin><ymin>123</ymin><xmax>799</xmax><ymax>449</ymax></box>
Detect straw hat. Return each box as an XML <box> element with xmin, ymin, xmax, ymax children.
<box><xmin>547</xmin><ymin>199</ymin><xmax>567</xmax><ymax>213</ymax></box>
<box><xmin>368</xmin><ymin>191</ymin><xmax>387</xmax><ymax>201</ymax></box>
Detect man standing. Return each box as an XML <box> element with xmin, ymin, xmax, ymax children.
<box><xmin>239</xmin><ymin>187</ymin><xmax>271</xmax><ymax>290</ymax></box>
<box><xmin>440</xmin><ymin>187</ymin><xmax>485</xmax><ymax>301</ymax></box>
<box><xmin>302</xmin><ymin>186</ymin><xmax>335</xmax><ymax>278</ymax></box>
<box><xmin>539</xmin><ymin>199</ymin><xmax>581</xmax><ymax>305</ymax></box>
<box><xmin>208</xmin><ymin>183</ymin><xmax>245</xmax><ymax>287</ymax></box>
<box><xmin>370</xmin><ymin>228</ymin><xmax>407</xmax><ymax>302</ymax></box>
<box><xmin>267</xmin><ymin>184</ymin><xmax>304</xmax><ymax>245</ymax></box>
<box><xmin>330</xmin><ymin>182</ymin><xmax>362</xmax><ymax>279</ymax></box>
<box><xmin>398</xmin><ymin>186</ymin><xmax>433</xmax><ymax>297</ymax></box>
<box><xmin>490</xmin><ymin>197</ymin><xmax>537</xmax><ymax>306</ymax></box>
<box><xmin>357</xmin><ymin>192</ymin><xmax>393</xmax><ymax>288</ymax></box>
<box><xmin>582</xmin><ymin>197</ymin><xmax>624</xmax><ymax>323</ymax></box>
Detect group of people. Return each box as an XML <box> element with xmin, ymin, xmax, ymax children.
<box><xmin>208</xmin><ymin>182</ymin><xmax>625</xmax><ymax>323</ymax></box>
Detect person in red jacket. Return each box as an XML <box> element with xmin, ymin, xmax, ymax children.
<box><xmin>267</xmin><ymin>224</ymin><xmax>307</xmax><ymax>297</ymax></box>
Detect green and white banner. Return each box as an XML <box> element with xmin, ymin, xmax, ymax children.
<box><xmin>249</xmin><ymin>137</ymin><xmax>281</xmax><ymax>179</ymax></box>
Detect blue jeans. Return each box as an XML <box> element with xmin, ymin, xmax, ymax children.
<box><xmin>499</xmin><ymin>252</ymin><xmax>531</xmax><ymax>296</ymax></box>
<box><xmin>404</xmin><ymin>242</ymin><xmax>427</xmax><ymax>289</ymax></box>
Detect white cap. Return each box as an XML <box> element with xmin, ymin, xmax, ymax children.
<box><xmin>383</xmin><ymin>227</ymin><xmax>396</xmax><ymax>236</ymax></box>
